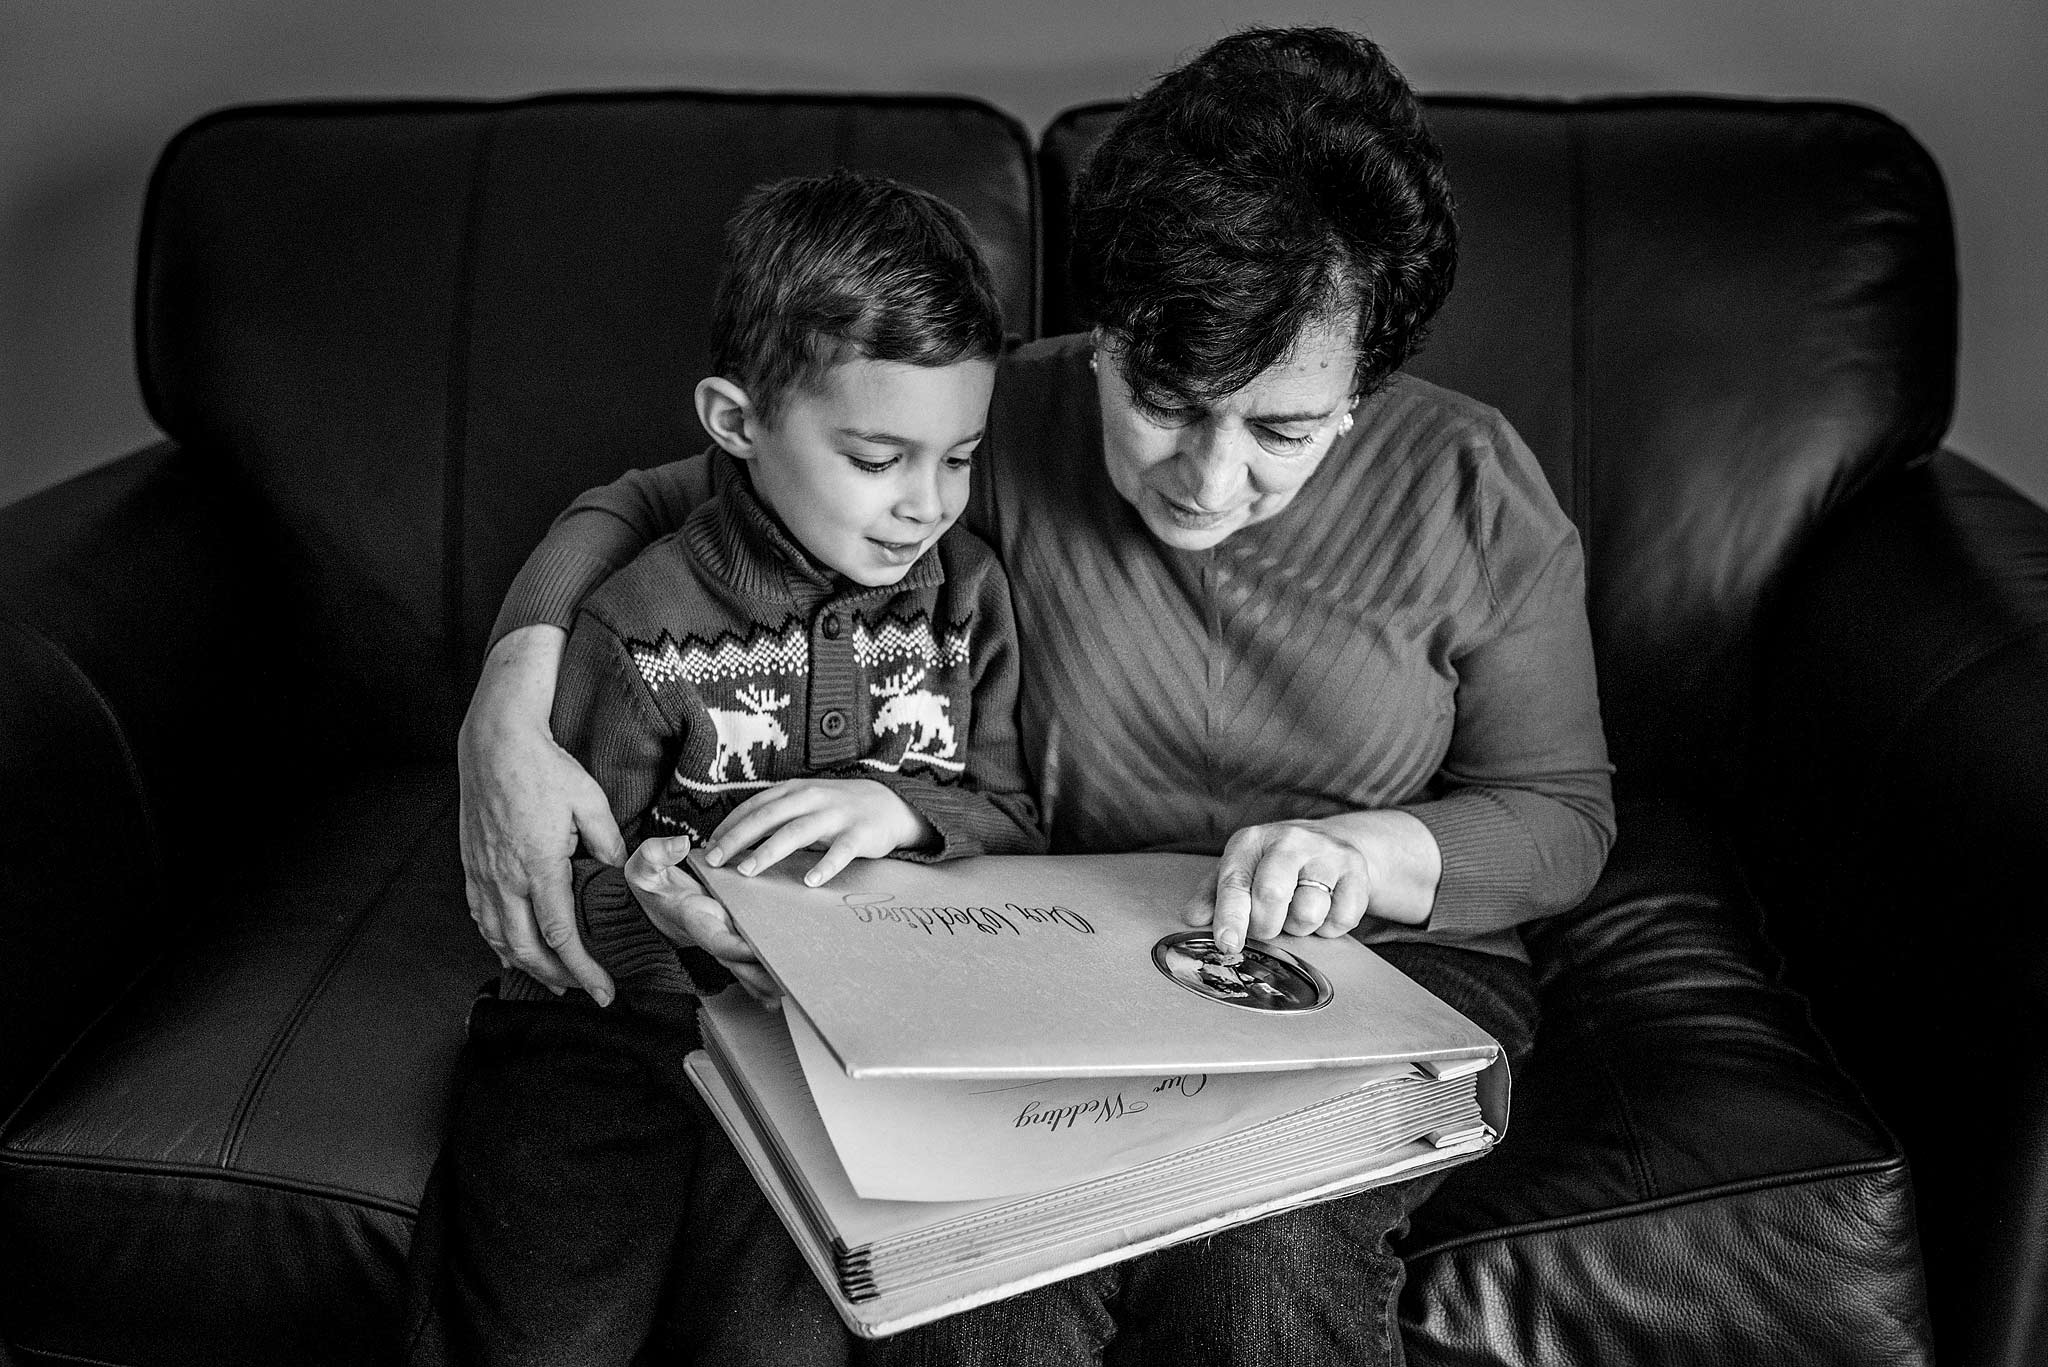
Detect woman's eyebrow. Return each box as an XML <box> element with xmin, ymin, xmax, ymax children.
<box><xmin>1244</xmin><ymin>405</ymin><xmax>1336</xmax><ymax>425</ymax></box>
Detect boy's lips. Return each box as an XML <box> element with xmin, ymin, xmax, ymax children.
<box><xmin>867</xmin><ymin>535</ymin><xmax>928</xmax><ymax>564</ymax></box>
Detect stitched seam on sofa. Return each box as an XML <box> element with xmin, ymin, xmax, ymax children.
<box><xmin>1871</xmin><ymin>622</ymin><xmax>2048</xmax><ymax>777</ymax></box>
<box><xmin>0</xmin><ymin>616</ymin><xmax>166</xmax><ymax>903</ymax></box>
<box><xmin>7</xmin><ymin>1343</ymin><xmax>138</xmax><ymax>1367</ymax></box>
<box><xmin>1018</xmin><ymin>108</ymin><xmax>1042</xmax><ymax>341</ymax></box>
<box><xmin>1720</xmin><ymin>846</ymin><xmax>1907</xmax><ymax>1153</ymax></box>
<box><xmin>0</xmin><ymin>1148</ymin><xmax>422</xmax><ymax>1223</ymax></box>
<box><xmin>1397</xmin><ymin>1152</ymin><xmax>1908</xmax><ymax>1260</ymax></box>
<box><xmin>442</xmin><ymin>113</ymin><xmax>497</xmax><ymax>685</ymax></box>
<box><xmin>1595</xmin><ymin>1045</ymin><xmax>1656</xmax><ymax>1201</ymax></box>
<box><xmin>1567</xmin><ymin>113</ymin><xmax>1592</xmax><ymax>546</ymax></box>
<box><xmin>0</xmin><ymin>618</ymin><xmax>172</xmax><ymax>1140</ymax></box>
<box><xmin>216</xmin><ymin>791</ymin><xmax>457</xmax><ymax>1171</ymax></box>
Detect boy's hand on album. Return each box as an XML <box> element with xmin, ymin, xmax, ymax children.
<box><xmin>704</xmin><ymin>779</ymin><xmax>936</xmax><ymax>886</ymax></box>
<box><xmin>624</xmin><ymin>834</ymin><xmax>780</xmax><ymax>1003</ymax></box>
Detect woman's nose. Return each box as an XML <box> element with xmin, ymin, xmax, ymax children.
<box><xmin>1180</xmin><ymin>426</ymin><xmax>1249</xmax><ymax>508</ymax></box>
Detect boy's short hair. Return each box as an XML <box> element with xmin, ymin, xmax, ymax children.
<box><xmin>710</xmin><ymin>170</ymin><xmax>1006</xmax><ymax>423</ymax></box>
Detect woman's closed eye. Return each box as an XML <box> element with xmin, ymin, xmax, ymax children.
<box><xmin>1136</xmin><ymin>395</ymin><xmax>1201</xmax><ymax>428</ymax></box>
<box><xmin>1254</xmin><ymin>425</ymin><xmax>1316</xmax><ymax>455</ymax></box>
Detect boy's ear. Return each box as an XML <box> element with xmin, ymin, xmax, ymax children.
<box><xmin>695</xmin><ymin>377</ymin><xmax>761</xmax><ymax>458</ymax></box>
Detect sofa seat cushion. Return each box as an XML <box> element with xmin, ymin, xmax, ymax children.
<box><xmin>1399</xmin><ymin>799</ymin><xmax>1932</xmax><ymax>1364</ymax></box>
<box><xmin>0</xmin><ymin>765</ymin><xmax>493</xmax><ymax>1367</ymax></box>
<box><xmin>3</xmin><ymin>781</ymin><xmax>1931</xmax><ymax>1365</ymax></box>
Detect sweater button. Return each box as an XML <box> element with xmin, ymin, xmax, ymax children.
<box><xmin>819</xmin><ymin>709</ymin><xmax>847</xmax><ymax>738</ymax></box>
<box><xmin>821</xmin><ymin>612</ymin><xmax>843</xmax><ymax>640</ymax></box>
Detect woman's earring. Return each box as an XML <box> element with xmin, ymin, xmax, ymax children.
<box><xmin>1337</xmin><ymin>412</ymin><xmax>1355</xmax><ymax>437</ymax></box>
<box><xmin>1088</xmin><ymin>351</ymin><xmax>1099</xmax><ymax>375</ymax></box>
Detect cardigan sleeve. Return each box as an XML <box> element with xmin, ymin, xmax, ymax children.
<box><xmin>553</xmin><ymin>609</ymin><xmax>725</xmax><ymax>995</ymax></box>
<box><xmin>489</xmin><ymin>457</ymin><xmax>711</xmax><ymax>649</ymax></box>
<box><xmin>1397</xmin><ymin>519</ymin><xmax>1617</xmax><ymax>939</ymax></box>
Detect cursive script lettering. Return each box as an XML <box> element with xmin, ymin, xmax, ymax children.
<box><xmin>1004</xmin><ymin>902</ymin><xmax>1095</xmax><ymax>934</ymax></box>
<box><xmin>839</xmin><ymin>892</ymin><xmax>1099</xmax><ymax>937</ymax></box>
<box><xmin>1015</xmin><ymin>1092</ymin><xmax>1148</xmax><ymax>1132</ymax></box>
<box><xmin>1152</xmin><ymin>1073</ymin><xmax>1209</xmax><ymax>1097</ymax></box>
<box><xmin>846</xmin><ymin>899</ymin><xmax>1018</xmax><ymax>936</ymax></box>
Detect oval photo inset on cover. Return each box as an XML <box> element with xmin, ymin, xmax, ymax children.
<box><xmin>1151</xmin><ymin>931</ymin><xmax>1333</xmax><ymax>1012</ymax></box>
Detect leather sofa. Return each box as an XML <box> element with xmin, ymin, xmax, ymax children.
<box><xmin>3</xmin><ymin>86</ymin><xmax>2042</xmax><ymax>1367</ymax></box>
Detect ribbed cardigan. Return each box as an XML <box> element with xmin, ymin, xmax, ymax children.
<box><xmin>494</xmin><ymin>336</ymin><xmax>1615</xmax><ymax>962</ymax></box>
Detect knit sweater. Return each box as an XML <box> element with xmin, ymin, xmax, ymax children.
<box><xmin>506</xmin><ymin>448</ymin><xmax>1044</xmax><ymax>1000</ymax></box>
<box><xmin>495</xmin><ymin>336</ymin><xmax>1615</xmax><ymax>962</ymax></box>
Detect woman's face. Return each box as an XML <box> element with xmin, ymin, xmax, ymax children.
<box><xmin>1095</xmin><ymin>317</ymin><xmax>1359</xmax><ymax>552</ymax></box>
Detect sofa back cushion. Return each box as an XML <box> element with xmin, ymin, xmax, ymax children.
<box><xmin>138</xmin><ymin>94</ymin><xmax>1038</xmax><ymax>757</ymax></box>
<box><xmin>1042</xmin><ymin>97</ymin><xmax>1956</xmax><ymax>804</ymax></box>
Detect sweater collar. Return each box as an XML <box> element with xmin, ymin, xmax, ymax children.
<box><xmin>685</xmin><ymin>448</ymin><xmax>946</xmax><ymax>603</ymax></box>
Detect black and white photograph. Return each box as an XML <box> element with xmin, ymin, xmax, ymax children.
<box><xmin>1152</xmin><ymin>930</ymin><xmax>1334</xmax><ymax>1012</ymax></box>
<box><xmin>2</xmin><ymin>1</ymin><xmax>2042</xmax><ymax>1364</ymax></box>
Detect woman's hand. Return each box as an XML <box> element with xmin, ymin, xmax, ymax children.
<box><xmin>1184</xmin><ymin>810</ymin><xmax>1442</xmax><ymax>952</ymax></box>
<box><xmin>705</xmin><ymin>779</ymin><xmax>935</xmax><ymax>886</ymax></box>
<box><xmin>458</xmin><ymin>625</ymin><xmax>625</xmax><ymax>1005</ymax></box>
<box><xmin>623</xmin><ymin>835</ymin><xmax>780</xmax><ymax>1004</ymax></box>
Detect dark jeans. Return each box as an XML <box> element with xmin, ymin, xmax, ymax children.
<box><xmin>404</xmin><ymin>941</ymin><xmax>1537</xmax><ymax>1367</ymax></box>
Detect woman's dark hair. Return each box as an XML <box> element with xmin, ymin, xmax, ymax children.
<box><xmin>1070</xmin><ymin>26</ymin><xmax>1457</xmax><ymax>405</ymax></box>
<box><xmin>711</xmin><ymin>170</ymin><xmax>1005</xmax><ymax>422</ymax></box>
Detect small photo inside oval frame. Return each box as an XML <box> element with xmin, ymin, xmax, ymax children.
<box><xmin>1151</xmin><ymin>930</ymin><xmax>1333</xmax><ymax>1012</ymax></box>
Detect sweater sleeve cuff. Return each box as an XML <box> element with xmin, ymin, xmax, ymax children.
<box><xmin>489</xmin><ymin>544</ymin><xmax>633</xmax><ymax>652</ymax></box>
<box><xmin>870</xmin><ymin>775</ymin><xmax>1045</xmax><ymax>862</ymax></box>
<box><xmin>575</xmin><ymin>862</ymin><xmax>697</xmax><ymax>994</ymax></box>
<box><xmin>1399</xmin><ymin>789</ymin><xmax>1534</xmax><ymax>940</ymax></box>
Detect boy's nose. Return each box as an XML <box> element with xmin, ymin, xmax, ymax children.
<box><xmin>895</xmin><ymin>481</ymin><xmax>943</xmax><ymax>524</ymax></box>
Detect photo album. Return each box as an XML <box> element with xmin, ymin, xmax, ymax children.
<box><xmin>683</xmin><ymin>850</ymin><xmax>1510</xmax><ymax>1338</ymax></box>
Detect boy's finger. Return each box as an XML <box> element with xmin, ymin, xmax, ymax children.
<box><xmin>707</xmin><ymin>781</ymin><xmax>808</xmax><ymax>841</ymax></box>
<box><xmin>706</xmin><ymin>791</ymin><xmax>819</xmax><ymax>866</ymax></box>
<box><xmin>736</xmin><ymin>813</ymin><xmax>836</xmax><ymax>876</ymax></box>
<box><xmin>803</xmin><ymin>836</ymin><xmax>862</xmax><ymax>887</ymax></box>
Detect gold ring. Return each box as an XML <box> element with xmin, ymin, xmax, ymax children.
<box><xmin>1295</xmin><ymin>878</ymin><xmax>1334</xmax><ymax>895</ymax></box>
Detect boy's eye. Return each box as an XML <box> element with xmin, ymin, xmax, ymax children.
<box><xmin>845</xmin><ymin>453</ymin><xmax>899</xmax><ymax>473</ymax></box>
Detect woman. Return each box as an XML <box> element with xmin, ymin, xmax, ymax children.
<box><xmin>435</xmin><ymin>27</ymin><xmax>1613</xmax><ymax>1367</ymax></box>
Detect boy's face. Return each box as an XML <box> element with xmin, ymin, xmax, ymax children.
<box><xmin>742</xmin><ymin>357</ymin><xmax>994</xmax><ymax>588</ymax></box>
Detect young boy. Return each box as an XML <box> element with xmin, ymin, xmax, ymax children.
<box><xmin>498</xmin><ymin>169</ymin><xmax>1045</xmax><ymax>1006</ymax></box>
<box><xmin>408</xmin><ymin>173</ymin><xmax>1045</xmax><ymax>1364</ymax></box>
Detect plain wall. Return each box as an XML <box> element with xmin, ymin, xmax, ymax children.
<box><xmin>3</xmin><ymin>0</ymin><xmax>2043</xmax><ymax>510</ymax></box>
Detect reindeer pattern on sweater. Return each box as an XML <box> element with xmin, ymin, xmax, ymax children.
<box><xmin>619</xmin><ymin>609</ymin><xmax>981</xmax><ymax>846</ymax></box>
<box><xmin>549</xmin><ymin>451</ymin><xmax>1043</xmax><ymax>867</ymax></box>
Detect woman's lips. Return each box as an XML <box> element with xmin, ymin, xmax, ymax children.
<box><xmin>1157</xmin><ymin>494</ymin><xmax>1240</xmax><ymax>530</ymax></box>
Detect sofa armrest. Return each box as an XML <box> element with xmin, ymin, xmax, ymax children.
<box><xmin>0</xmin><ymin>443</ymin><xmax>290</xmax><ymax>1117</ymax></box>
<box><xmin>1750</xmin><ymin>447</ymin><xmax>2048</xmax><ymax>1367</ymax></box>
